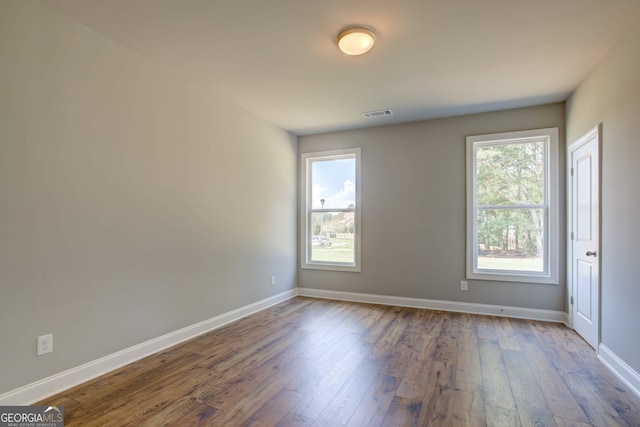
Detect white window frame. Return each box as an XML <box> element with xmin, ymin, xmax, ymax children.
<box><xmin>300</xmin><ymin>148</ymin><xmax>361</xmax><ymax>272</ymax></box>
<box><xmin>466</xmin><ymin>128</ymin><xmax>559</xmax><ymax>284</ymax></box>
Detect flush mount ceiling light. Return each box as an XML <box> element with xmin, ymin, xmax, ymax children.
<box><xmin>337</xmin><ymin>26</ymin><xmax>376</xmax><ymax>56</ymax></box>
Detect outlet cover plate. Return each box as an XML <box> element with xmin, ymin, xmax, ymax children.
<box><xmin>37</xmin><ymin>334</ymin><xmax>53</xmax><ymax>356</ymax></box>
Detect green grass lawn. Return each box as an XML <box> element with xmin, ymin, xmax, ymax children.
<box><xmin>310</xmin><ymin>237</ymin><xmax>542</xmax><ymax>271</ymax></box>
<box><xmin>311</xmin><ymin>236</ymin><xmax>355</xmax><ymax>263</ymax></box>
<box><xmin>478</xmin><ymin>256</ymin><xmax>543</xmax><ymax>272</ymax></box>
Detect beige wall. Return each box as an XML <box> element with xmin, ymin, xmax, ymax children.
<box><xmin>566</xmin><ymin>16</ymin><xmax>640</xmax><ymax>374</ymax></box>
<box><xmin>299</xmin><ymin>103</ymin><xmax>566</xmax><ymax>311</ymax></box>
<box><xmin>0</xmin><ymin>0</ymin><xmax>297</xmax><ymax>394</ymax></box>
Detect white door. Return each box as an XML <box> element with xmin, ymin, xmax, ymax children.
<box><xmin>569</xmin><ymin>125</ymin><xmax>600</xmax><ymax>349</ymax></box>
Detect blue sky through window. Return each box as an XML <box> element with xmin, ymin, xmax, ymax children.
<box><xmin>311</xmin><ymin>158</ymin><xmax>356</xmax><ymax>209</ymax></box>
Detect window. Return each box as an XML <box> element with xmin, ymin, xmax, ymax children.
<box><xmin>466</xmin><ymin>128</ymin><xmax>559</xmax><ymax>284</ymax></box>
<box><xmin>301</xmin><ymin>148</ymin><xmax>361</xmax><ymax>271</ymax></box>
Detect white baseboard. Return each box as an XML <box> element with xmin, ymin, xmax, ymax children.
<box><xmin>0</xmin><ymin>289</ymin><xmax>297</xmax><ymax>406</ymax></box>
<box><xmin>598</xmin><ymin>344</ymin><xmax>640</xmax><ymax>398</ymax></box>
<box><xmin>297</xmin><ymin>287</ymin><xmax>568</xmax><ymax>323</ymax></box>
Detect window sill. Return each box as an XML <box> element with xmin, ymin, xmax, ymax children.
<box><xmin>301</xmin><ymin>263</ymin><xmax>361</xmax><ymax>273</ymax></box>
<box><xmin>467</xmin><ymin>271</ymin><xmax>559</xmax><ymax>285</ymax></box>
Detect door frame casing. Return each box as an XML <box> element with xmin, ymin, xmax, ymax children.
<box><xmin>566</xmin><ymin>124</ymin><xmax>601</xmax><ymax>348</ymax></box>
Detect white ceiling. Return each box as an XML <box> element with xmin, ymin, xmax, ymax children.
<box><xmin>39</xmin><ymin>0</ymin><xmax>640</xmax><ymax>135</ymax></box>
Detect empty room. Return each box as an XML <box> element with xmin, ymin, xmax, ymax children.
<box><xmin>1</xmin><ymin>0</ymin><xmax>640</xmax><ymax>425</ymax></box>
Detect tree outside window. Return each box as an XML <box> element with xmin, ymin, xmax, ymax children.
<box><xmin>467</xmin><ymin>128</ymin><xmax>559</xmax><ymax>284</ymax></box>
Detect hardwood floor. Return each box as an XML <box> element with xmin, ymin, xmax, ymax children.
<box><xmin>38</xmin><ymin>297</ymin><xmax>640</xmax><ymax>426</ymax></box>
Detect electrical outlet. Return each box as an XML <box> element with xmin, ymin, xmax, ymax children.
<box><xmin>460</xmin><ymin>280</ymin><xmax>468</xmax><ymax>291</ymax></box>
<box><xmin>37</xmin><ymin>334</ymin><xmax>53</xmax><ymax>356</ymax></box>
<box><xmin>271</xmin><ymin>275</ymin><xmax>276</xmax><ymax>286</ymax></box>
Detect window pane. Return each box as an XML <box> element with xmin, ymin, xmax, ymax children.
<box><xmin>311</xmin><ymin>158</ymin><xmax>356</xmax><ymax>209</ymax></box>
<box><xmin>476</xmin><ymin>208</ymin><xmax>544</xmax><ymax>272</ymax></box>
<box><xmin>310</xmin><ymin>211</ymin><xmax>355</xmax><ymax>264</ymax></box>
<box><xmin>476</xmin><ymin>141</ymin><xmax>544</xmax><ymax>206</ymax></box>
<box><xmin>302</xmin><ymin>148</ymin><xmax>360</xmax><ymax>271</ymax></box>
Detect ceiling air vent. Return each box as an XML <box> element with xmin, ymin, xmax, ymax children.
<box><xmin>362</xmin><ymin>109</ymin><xmax>393</xmax><ymax>119</ymax></box>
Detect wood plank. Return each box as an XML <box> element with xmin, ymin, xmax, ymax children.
<box><xmin>560</xmin><ymin>371</ymin><xmax>628</xmax><ymax>426</ymax></box>
<box><xmin>416</xmin><ymin>360</ymin><xmax>455</xmax><ymax>427</ymax></box>
<box><xmin>520</xmin><ymin>343</ymin><xmax>589</xmax><ymax>423</ymax></box>
<box><xmin>551</xmin><ymin>334</ymin><xmax>640</xmax><ymax>426</ymax></box>
<box><xmin>363</xmin><ymin>305</ymin><xmax>403</xmax><ymax>344</ymax></box>
<box><xmin>452</xmin><ymin>382</ymin><xmax>485</xmax><ymax>427</ymax></box>
<box><xmin>165</xmin><ymin>404</ymin><xmax>219</xmax><ymax>427</ymax></box>
<box><xmin>502</xmin><ymin>349</ymin><xmax>557</xmax><ymax>426</ymax></box>
<box><xmin>291</xmin><ymin>340</ymin><xmax>370</xmax><ymax>419</ymax></box>
<box><xmin>275</xmin><ymin>413</ymin><xmax>315</xmax><ymax>427</ymax></box>
<box><xmin>207</xmin><ymin>355</ymin><xmax>301</xmax><ymax>412</ymax></box>
<box><xmin>394</xmin><ymin>311</ymin><xmax>443</xmax><ymax>401</ymax></box>
<box><xmin>528</xmin><ymin>320</ymin><xmax>580</xmax><ymax>375</ymax></box>
<box><xmin>455</xmin><ymin>322</ymin><xmax>483</xmax><ymax>387</ymax></box>
<box><xmin>395</xmin><ymin>330</ymin><xmax>438</xmax><ymax>400</ymax></box>
<box><xmin>179</xmin><ymin>332</ymin><xmax>240</xmax><ymax>360</ymax></box>
<box><xmin>370</xmin><ymin>310</ymin><xmax>410</xmax><ymax>360</ymax></box>
<box><xmin>208</xmin><ymin>357</ymin><xmax>308</xmax><ymax>426</ymax></box>
<box><xmin>484</xmin><ymin>405</ymin><xmax>522</xmax><ymax>427</ymax></box>
<box><xmin>202</xmin><ymin>317</ymin><xmax>306</xmax><ymax>375</ymax></box>
<box><xmin>494</xmin><ymin>317</ymin><xmax>522</xmax><ymax>352</ymax></box>
<box><xmin>415</xmin><ymin>314</ymin><xmax>459</xmax><ymax>427</ymax></box>
<box><xmin>381</xmin><ymin>396</ymin><xmax>422</xmax><ymax>427</ymax></box>
<box><xmin>508</xmin><ymin>317</ymin><xmax>539</xmax><ymax>346</ymax></box>
<box><xmin>534</xmin><ymin>322</ymin><xmax>640</xmax><ymax>425</ymax></box>
<box><xmin>553</xmin><ymin>417</ymin><xmax>594</xmax><ymax>427</ymax></box>
<box><xmin>91</xmin><ymin>367</ymin><xmax>221</xmax><ymax>426</ymax></box>
<box><xmin>133</xmin><ymin>395</ymin><xmax>203</xmax><ymax>427</ymax></box>
<box><xmin>294</xmin><ymin>327</ymin><xmax>361</xmax><ymax>365</ymax></box>
<box><xmin>351</xmin><ymin>303</ymin><xmax>388</xmax><ymax>332</ymax></box>
<box><xmin>478</xmin><ymin>338</ymin><xmax>517</xmax><ymax>411</ymax></box>
<box><xmin>49</xmin><ymin>353</ymin><xmax>209</xmax><ymax>424</ymax></box>
<box><xmin>242</xmin><ymin>389</ymin><xmax>304</xmax><ymax>427</ymax></box>
<box><xmin>64</xmin><ymin>348</ymin><xmax>202</xmax><ymax>403</ymax></box>
<box><xmin>285</xmin><ymin>332</ymin><xmax>365</xmax><ymax>394</ymax></box>
<box><xmin>476</xmin><ymin>315</ymin><xmax>498</xmax><ymax>341</ymax></box>
<box><xmin>347</xmin><ymin>374</ymin><xmax>401</xmax><ymax>427</ymax></box>
<box><xmin>311</xmin><ymin>358</ymin><xmax>384</xmax><ymax>426</ymax></box>
<box><xmin>432</xmin><ymin>315</ymin><xmax>458</xmax><ymax>363</ymax></box>
<box><xmin>547</xmin><ymin>322</ymin><xmax>593</xmax><ymax>357</ymax></box>
<box><xmin>571</xmin><ymin>355</ymin><xmax>640</xmax><ymax>426</ymax></box>
<box><xmin>381</xmin><ymin>309</ymin><xmax>425</xmax><ymax>377</ymax></box>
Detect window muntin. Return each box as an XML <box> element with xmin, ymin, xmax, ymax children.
<box><xmin>467</xmin><ymin>129</ymin><xmax>559</xmax><ymax>284</ymax></box>
<box><xmin>301</xmin><ymin>149</ymin><xmax>361</xmax><ymax>271</ymax></box>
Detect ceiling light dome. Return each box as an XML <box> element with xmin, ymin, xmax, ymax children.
<box><xmin>337</xmin><ymin>26</ymin><xmax>376</xmax><ymax>56</ymax></box>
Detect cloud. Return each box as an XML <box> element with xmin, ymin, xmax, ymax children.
<box><xmin>313</xmin><ymin>180</ymin><xmax>355</xmax><ymax>209</ymax></box>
